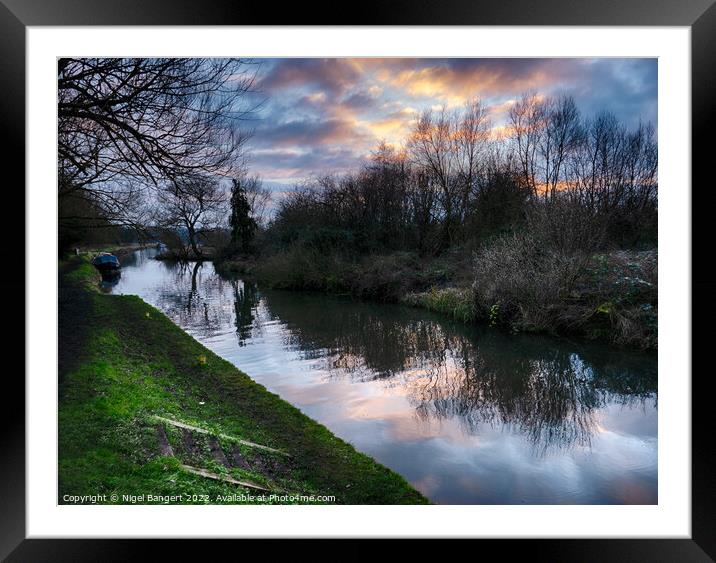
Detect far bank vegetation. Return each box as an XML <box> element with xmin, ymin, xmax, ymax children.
<box><xmin>55</xmin><ymin>59</ymin><xmax>657</xmax><ymax>349</ymax></box>
<box><xmin>234</xmin><ymin>95</ymin><xmax>657</xmax><ymax>349</ymax></box>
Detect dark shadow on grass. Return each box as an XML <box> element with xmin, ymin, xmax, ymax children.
<box><xmin>58</xmin><ymin>260</ymin><xmax>94</xmax><ymax>392</ymax></box>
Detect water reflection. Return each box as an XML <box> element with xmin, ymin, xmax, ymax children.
<box><xmin>234</xmin><ymin>280</ymin><xmax>259</xmax><ymax>346</ymax></box>
<box><xmin>98</xmin><ymin>271</ymin><xmax>122</xmax><ymax>292</ymax></box>
<box><xmin>111</xmin><ymin>250</ymin><xmax>657</xmax><ymax>504</ymax></box>
<box><xmin>255</xmin><ymin>291</ymin><xmax>656</xmax><ymax>453</ymax></box>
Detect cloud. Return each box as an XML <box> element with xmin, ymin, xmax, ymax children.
<box><xmin>341</xmin><ymin>88</ymin><xmax>382</xmax><ymax>111</ymax></box>
<box><xmin>301</xmin><ymin>91</ymin><xmax>327</xmax><ymax>105</ymax></box>
<box><xmin>363</xmin><ymin>107</ymin><xmax>417</xmax><ymax>141</ymax></box>
<box><xmin>251</xmin><ymin>117</ymin><xmax>363</xmax><ymax>149</ymax></box>
<box><xmin>249</xmin><ymin>145</ymin><xmax>367</xmax><ymax>182</ymax></box>
<box><xmin>258</xmin><ymin>58</ymin><xmax>361</xmax><ymax>97</ymax></box>
<box><xmin>245</xmin><ymin>57</ymin><xmax>657</xmax><ymax>185</ymax></box>
<box><xmin>379</xmin><ymin>59</ymin><xmax>556</xmax><ymax>105</ymax></box>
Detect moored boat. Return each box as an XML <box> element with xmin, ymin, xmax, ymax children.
<box><xmin>91</xmin><ymin>252</ymin><xmax>121</xmax><ymax>273</ymax></box>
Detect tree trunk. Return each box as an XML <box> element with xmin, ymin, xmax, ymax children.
<box><xmin>187</xmin><ymin>224</ymin><xmax>203</xmax><ymax>260</ymax></box>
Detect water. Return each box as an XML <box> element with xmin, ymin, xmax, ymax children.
<box><xmin>110</xmin><ymin>249</ymin><xmax>657</xmax><ymax>504</ymax></box>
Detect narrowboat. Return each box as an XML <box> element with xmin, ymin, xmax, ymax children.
<box><xmin>91</xmin><ymin>252</ymin><xmax>121</xmax><ymax>273</ymax></box>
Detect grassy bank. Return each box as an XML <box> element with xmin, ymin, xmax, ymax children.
<box><xmin>217</xmin><ymin>244</ymin><xmax>657</xmax><ymax>351</ymax></box>
<box><xmin>75</xmin><ymin>243</ymin><xmax>149</xmax><ymax>260</ymax></box>
<box><xmin>58</xmin><ymin>256</ymin><xmax>427</xmax><ymax>504</ymax></box>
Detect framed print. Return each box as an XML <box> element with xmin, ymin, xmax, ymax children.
<box><xmin>3</xmin><ymin>0</ymin><xmax>714</xmax><ymax>559</ymax></box>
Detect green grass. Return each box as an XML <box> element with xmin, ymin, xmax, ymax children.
<box><xmin>75</xmin><ymin>243</ymin><xmax>144</xmax><ymax>254</ymax></box>
<box><xmin>61</xmin><ymin>260</ymin><xmax>98</xmax><ymax>289</ymax></box>
<box><xmin>58</xmin><ymin>257</ymin><xmax>427</xmax><ymax>505</ymax></box>
<box><xmin>402</xmin><ymin>287</ymin><xmax>476</xmax><ymax>324</ymax></box>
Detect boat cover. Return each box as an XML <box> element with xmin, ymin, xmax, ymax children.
<box><xmin>92</xmin><ymin>254</ymin><xmax>120</xmax><ymax>266</ymax></box>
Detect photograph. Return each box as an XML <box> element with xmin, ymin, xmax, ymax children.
<box><xmin>57</xmin><ymin>56</ymin><xmax>659</xmax><ymax>506</ymax></box>
<box><xmin>2</xmin><ymin>4</ymin><xmax>708</xmax><ymax>554</ymax></box>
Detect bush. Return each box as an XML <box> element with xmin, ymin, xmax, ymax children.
<box><xmin>579</xmin><ymin>250</ymin><xmax>657</xmax><ymax>348</ymax></box>
<box><xmin>472</xmin><ymin>232</ymin><xmax>657</xmax><ymax>348</ymax></box>
<box><xmin>255</xmin><ymin>246</ymin><xmax>428</xmax><ymax>301</ymax></box>
<box><xmin>403</xmin><ymin>287</ymin><xmax>475</xmax><ymax>323</ymax></box>
<box><xmin>472</xmin><ymin>231</ymin><xmax>587</xmax><ymax>331</ymax></box>
<box><xmin>256</xmin><ymin>244</ymin><xmax>346</xmax><ymax>292</ymax></box>
<box><xmin>348</xmin><ymin>253</ymin><xmax>423</xmax><ymax>300</ymax></box>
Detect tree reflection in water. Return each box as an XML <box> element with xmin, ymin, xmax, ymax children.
<box><xmin>233</xmin><ymin>279</ymin><xmax>259</xmax><ymax>346</ymax></box>
<box><xmin>258</xmin><ymin>288</ymin><xmax>656</xmax><ymax>454</ymax></box>
<box><xmin>149</xmin><ymin>262</ymin><xmax>656</xmax><ymax>454</ymax></box>
<box><xmin>153</xmin><ymin>260</ymin><xmax>235</xmax><ymax>339</ymax></box>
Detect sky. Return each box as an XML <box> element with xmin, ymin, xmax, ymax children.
<box><xmin>240</xmin><ymin>58</ymin><xmax>657</xmax><ymax>187</ymax></box>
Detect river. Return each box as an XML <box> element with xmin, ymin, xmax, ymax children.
<box><xmin>107</xmin><ymin>248</ymin><xmax>658</xmax><ymax>504</ymax></box>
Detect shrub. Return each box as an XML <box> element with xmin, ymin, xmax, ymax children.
<box><xmin>472</xmin><ymin>231</ymin><xmax>587</xmax><ymax>332</ymax></box>
<box><xmin>580</xmin><ymin>250</ymin><xmax>657</xmax><ymax>348</ymax></box>
<box><xmin>403</xmin><ymin>287</ymin><xmax>475</xmax><ymax>323</ymax></box>
<box><xmin>349</xmin><ymin>253</ymin><xmax>422</xmax><ymax>300</ymax></box>
<box><xmin>256</xmin><ymin>244</ymin><xmax>346</xmax><ymax>291</ymax></box>
<box><xmin>473</xmin><ymin>233</ymin><xmax>657</xmax><ymax>348</ymax></box>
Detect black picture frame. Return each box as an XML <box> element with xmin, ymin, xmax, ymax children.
<box><xmin>3</xmin><ymin>1</ymin><xmax>713</xmax><ymax>559</ymax></box>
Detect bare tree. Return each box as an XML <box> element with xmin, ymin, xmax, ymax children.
<box><xmin>407</xmin><ymin>168</ymin><xmax>439</xmax><ymax>253</ymax></box>
<box><xmin>455</xmin><ymin>98</ymin><xmax>491</xmax><ymax>222</ymax></box>
<box><xmin>58</xmin><ymin>58</ymin><xmax>260</xmax><ymax>240</ymax></box>
<box><xmin>241</xmin><ymin>174</ymin><xmax>272</xmax><ymax>227</ymax></box>
<box><xmin>408</xmin><ymin>107</ymin><xmax>457</xmax><ymax>247</ymax></box>
<box><xmin>622</xmin><ymin>121</ymin><xmax>658</xmax><ymax>208</ymax></box>
<box><xmin>509</xmin><ymin>92</ymin><xmax>547</xmax><ymax>196</ymax></box>
<box><xmin>407</xmin><ymin>99</ymin><xmax>491</xmax><ymax>247</ymax></box>
<box><xmin>154</xmin><ymin>175</ymin><xmax>228</xmax><ymax>259</ymax></box>
<box><xmin>539</xmin><ymin>95</ymin><xmax>581</xmax><ymax>199</ymax></box>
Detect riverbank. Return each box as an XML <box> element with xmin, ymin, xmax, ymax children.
<box><xmin>216</xmin><ymin>246</ymin><xmax>657</xmax><ymax>350</ymax></box>
<box><xmin>58</xmin><ymin>256</ymin><xmax>427</xmax><ymax>504</ymax></box>
<box><xmin>75</xmin><ymin>243</ymin><xmax>150</xmax><ymax>260</ymax></box>
<box><xmin>155</xmin><ymin>246</ymin><xmax>217</xmax><ymax>261</ymax></box>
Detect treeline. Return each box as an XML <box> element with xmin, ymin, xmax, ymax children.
<box><xmin>56</xmin><ymin>58</ymin><xmax>657</xmax><ymax>347</ymax></box>
<box><xmin>250</xmin><ymin>94</ymin><xmax>657</xmax><ymax>349</ymax></box>
<box><xmin>265</xmin><ymin>94</ymin><xmax>657</xmax><ymax>259</ymax></box>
